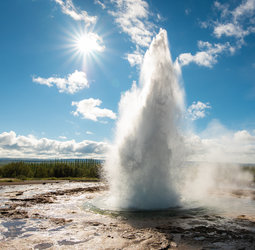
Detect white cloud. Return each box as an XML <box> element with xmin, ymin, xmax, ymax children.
<box><xmin>94</xmin><ymin>0</ymin><xmax>106</xmax><ymax>9</ymax></box>
<box><xmin>54</xmin><ymin>0</ymin><xmax>97</xmax><ymax>26</ymax></box>
<box><xmin>107</xmin><ymin>0</ymin><xmax>157</xmax><ymax>66</ymax></box>
<box><xmin>2</xmin><ymin>125</ymin><xmax>255</xmax><ymax>162</ymax></box>
<box><xmin>86</xmin><ymin>131</ymin><xmax>93</xmax><ymax>135</ymax></box>
<box><xmin>213</xmin><ymin>23</ymin><xmax>248</xmax><ymax>38</ymax></box>
<box><xmin>179</xmin><ymin>0</ymin><xmax>255</xmax><ymax>69</ymax></box>
<box><xmin>232</xmin><ymin>0</ymin><xmax>255</xmax><ymax>21</ymax></box>
<box><xmin>109</xmin><ymin>0</ymin><xmax>154</xmax><ymax>47</ymax></box>
<box><xmin>177</xmin><ymin>41</ymin><xmax>233</xmax><ymax>67</ymax></box>
<box><xmin>0</xmin><ymin>131</ymin><xmax>108</xmax><ymax>159</ymax></box>
<box><xmin>186</xmin><ymin>120</ymin><xmax>255</xmax><ymax>164</ymax></box>
<box><xmin>72</xmin><ymin>98</ymin><xmax>117</xmax><ymax>121</ymax></box>
<box><xmin>178</xmin><ymin>52</ymin><xmax>215</xmax><ymax>68</ymax></box>
<box><xmin>125</xmin><ymin>49</ymin><xmax>144</xmax><ymax>66</ymax></box>
<box><xmin>212</xmin><ymin>0</ymin><xmax>255</xmax><ymax>43</ymax></box>
<box><xmin>214</xmin><ymin>1</ymin><xmax>230</xmax><ymax>18</ymax></box>
<box><xmin>187</xmin><ymin>101</ymin><xmax>211</xmax><ymax>120</ymax></box>
<box><xmin>33</xmin><ymin>70</ymin><xmax>89</xmax><ymax>94</ymax></box>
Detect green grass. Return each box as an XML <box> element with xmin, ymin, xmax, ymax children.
<box><xmin>0</xmin><ymin>178</ymin><xmax>20</xmax><ymax>183</ymax></box>
<box><xmin>0</xmin><ymin>159</ymin><xmax>102</xmax><ymax>180</ymax></box>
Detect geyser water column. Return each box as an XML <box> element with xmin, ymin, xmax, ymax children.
<box><xmin>104</xmin><ymin>29</ymin><xmax>186</xmax><ymax>210</ymax></box>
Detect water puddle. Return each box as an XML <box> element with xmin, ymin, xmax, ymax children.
<box><xmin>83</xmin><ymin>196</ymin><xmax>211</xmax><ymax>219</ymax></box>
<box><xmin>1</xmin><ymin>220</ymin><xmax>27</xmax><ymax>238</ymax></box>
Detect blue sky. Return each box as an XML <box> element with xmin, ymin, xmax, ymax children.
<box><xmin>0</xmin><ymin>0</ymin><xmax>255</xmax><ymax>162</ymax></box>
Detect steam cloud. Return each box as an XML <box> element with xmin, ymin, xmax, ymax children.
<box><xmin>104</xmin><ymin>29</ymin><xmax>186</xmax><ymax>209</ymax></box>
<box><xmin>103</xmin><ymin>29</ymin><xmax>253</xmax><ymax>211</ymax></box>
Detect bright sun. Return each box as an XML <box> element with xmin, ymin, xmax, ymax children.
<box><xmin>75</xmin><ymin>32</ymin><xmax>105</xmax><ymax>56</ymax></box>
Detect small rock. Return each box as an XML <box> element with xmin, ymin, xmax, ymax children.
<box><xmin>170</xmin><ymin>241</ymin><xmax>177</xmax><ymax>247</ymax></box>
<box><xmin>194</xmin><ymin>236</ymin><xmax>205</xmax><ymax>241</ymax></box>
<box><xmin>34</xmin><ymin>242</ymin><xmax>53</xmax><ymax>250</ymax></box>
<box><xmin>50</xmin><ymin>218</ymin><xmax>66</xmax><ymax>225</ymax></box>
<box><xmin>122</xmin><ymin>233</ymin><xmax>136</xmax><ymax>239</ymax></box>
<box><xmin>92</xmin><ymin>222</ymin><xmax>100</xmax><ymax>226</ymax></box>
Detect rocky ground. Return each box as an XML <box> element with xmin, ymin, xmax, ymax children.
<box><xmin>0</xmin><ymin>181</ymin><xmax>255</xmax><ymax>249</ymax></box>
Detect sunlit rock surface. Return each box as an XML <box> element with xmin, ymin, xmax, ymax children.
<box><xmin>0</xmin><ymin>181</ymin><xmax>255</xmax><ymax>249</ymax></box>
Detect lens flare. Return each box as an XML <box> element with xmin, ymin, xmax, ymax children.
<box><xmin>75</xmin><ymin>32</ymin><xmax>105</xmax><ymax>55</ymax></box>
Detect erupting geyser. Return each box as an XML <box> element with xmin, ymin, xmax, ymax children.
<box><xmin>104</xmin><ymin>29</ymin><xmax>186</xmax><ymax>210</ymax></box>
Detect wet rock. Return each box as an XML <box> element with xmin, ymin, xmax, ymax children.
<box><xmin>151</xmin><ymin>240</ymin><xmax>170</xmax><ymax>249</ymax></box>
<box><xmin>0</xmin><ymin>207</ymin><xmax>28</xmax><ymax>219</ymax></box>
<box><xmin>49</xmin><ymin>186</ymin><xmax>105</xmax><ymax>196</ymax></box>
<box><xmin>194</xmin><ymin>236</ymin><xmax>205</xmax><ymax>241</ymax></box>
<box><xmin>15</xmin><ymin>191</ymin><xmax>23</xmax><ymax>196</ymax></box>
<box><xmin>167</xmin><ymin>226</ymin><xmax>185</xmax><ymax>234</ymax></box>
<box><xmin>10</xmin><ymin>195</ymin><xmax>55</xmax><ymax>204</ymax></box>
<box><xmin>85</xmin><ymin>221</ymin><xmax>105</xmax><ymax>227</ymax></box>
<box><xmin>180</xmin><ymin>215</ymin><xmax>193</xmax><ymax>219</ymax></box>
<box><xmin>50</xmin><ymin>218</ymin><xmax>72</xmax><ymax>225</ymax></box>
<box><xmin>92</xmin><ymin>222</ymin><xmax>100</xmax><ymax>226</ymax></box>
<box><xmin>34</xmin><ymin>242</ymin><xmax>53</xmax><ymax>249</ymax></box>
<box><xmin>122</xmin><ymin>233</ymin><xmax>136</xmax><ymax>239</ymax></box>
<box><xmin>58</xmin><ymin>239</ymin><xmax>88</xmax><ymax>246</ymax></box>
<box><xmin>110</xmin><ymin>223</ymin><xmax>118</xmax><ymax>227</ymax></box>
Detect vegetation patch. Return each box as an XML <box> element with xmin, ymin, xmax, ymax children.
<box><xmin>0</xmin><ymin>159</ymin><xmax>101</xmax><ymax>179</ymax></box>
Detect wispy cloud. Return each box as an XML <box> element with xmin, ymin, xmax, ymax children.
<box><xmin>213</xmin><ymin>23</ymin><xmax>250</xmax><ymax>39</ymax></box>
<box><xmin>106</xmin><ymin>0</ymin><xmax>157</xmax><ymax>66</ymax></box>
<box><xmin>94</xmin><ymin>0</ymin><xmax>106</xmax><ymax>9</ymax></box>
<box><xmin>207</xmin><ymin>0</ymin><xmax>255</xmax><ymax>50</ymax></box>
<box><xmin>72</xmin><ymin>98</ymin><xmax>117</xmax><ymax>121</ymax></box>
<box><xmin>185</xmin><ymin>8</ymin><xmax>191</xmax><ymax>15</ymax></box>
<box><xmin>86</xmin><ymin>131</ymin><xmax>93</xmax><ymax>135</ymax></box>
<box><xmin>233</xmin><ymin>0</ymin><xmax>255</xmax><ymax>17</ymax></box>
<box><xmin>33</xmin><ymin>70</ymin><xmax>89</xmax><ymax>94</ymax></box>
<box><xmin>187</xmin><ymin>101</ymin><xmax>211</xmax><ymax>120</ymax></box>
<box><xmin>212</xmin><ymin>0</ymin><xmax>255</xmax><ymax>41</ymax></box>
<box><xmin>54</xmin><ymin>0</ymin><xmax>97</xmax><ymax>26</ymax></box>
<box><xmin>109</xmin><ymin>0</ymin><xmax>154</xmax><ymax>47</ymax></box>
<box><xmin>0</xmin><ymin>131</ymin><xmax>108</xmax><ymax>159</ymax></box>
<box><xmin>125</xmin><ymin>48</ymin><xmax>144</xmax><ymax>67</ymax></box>
<box><xmin>178</xmin><ymin>0</ymin><xmax>255</xmax><ymax>68</ymax></box>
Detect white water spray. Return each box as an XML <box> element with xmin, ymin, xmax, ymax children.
<box><xmin>104</xmin><ymin>29</ymin><xmax>186</xmax><ymax>210</ymax></box>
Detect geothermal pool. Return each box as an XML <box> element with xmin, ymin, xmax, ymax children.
<box><xmin>0</xmin><ymin>180</ymin><xmax>255</xmax><ymax>249</ymax></box>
